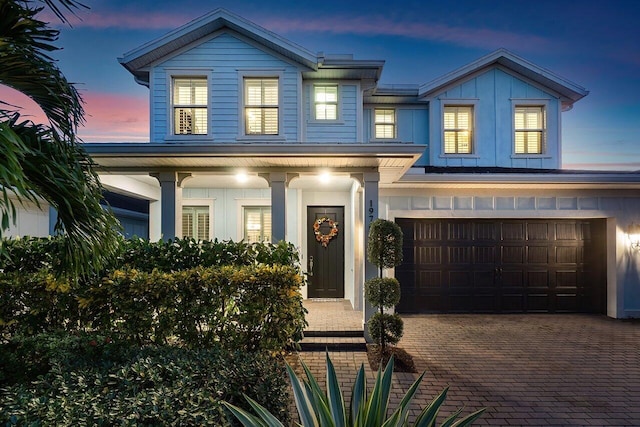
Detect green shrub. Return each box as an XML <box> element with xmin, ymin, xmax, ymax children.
<box><xmin>368</xmin><ymin>312</ymin><xmax>404</xmax><ymax>346</ymax></box>
<box><xmin>80</xmin><ymin>264</ymin><xmax>306</xmax><ymax>350</ymax></box>
<box><xmin>364</xmin><ymin>219</ymin><xmax>404</xmax><ymax>351</ymax></box>
<box><xmin>0</xmin><ymin>336</ymin><xmax>290</xmax><ymax>426</ymax></box>
<box><xmin>0</xmin><ymin>237</ymin><xmax>306</xmax><ymax>351</ymax></box>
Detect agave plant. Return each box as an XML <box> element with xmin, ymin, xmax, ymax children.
<box><xmin>224</xmin><ymin>353</ymin><xmax>485</xmax><ymax>426</ymax></box>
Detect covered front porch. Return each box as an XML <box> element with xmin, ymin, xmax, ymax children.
<box><xmin>86</xmin><ymin>142</ymin><xmax>423</xmax><ymax>317</ymax></box>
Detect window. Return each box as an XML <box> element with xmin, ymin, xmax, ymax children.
<box><xmin>244</xmin><ymin>78</ymin><xmax>278</xmax><ymax>135</ymax></box>
<box><xmin>514</xmin><ymin>106</ymin><xmax>545</xmax><ymax>154</ymax></box>
<box><xmin>244</xmin><ymin>206</ymin><xmax>271</xmax><ymax>243</ymax></box>
<box><xmin>374</xmin><ymin>108</ymin><xmax>396</xmax><ymax>139</ymax></box>
<box><xmin>182</xmin><ymin>206</ymin><xmax>210</xmax><ymax>240</ymax></box>
<box><xmin>443</xmin><ymin>106</ymin><xmax>473</xmax><ymax>154</ymax></box>
<box><xmin>314</xmin><ymin>85</ymin><xmax>338</xmax><ymax>120</ymax></box>
<box><xmin>173</xmin><ymin>77</ymin><xmax>207</xmax><ymax>135</ymax></box>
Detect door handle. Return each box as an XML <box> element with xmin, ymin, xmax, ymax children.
<box><xmin>308</xmin><ymin>256</ymin><xmax>314</xmax><ymax>276</ymax></box>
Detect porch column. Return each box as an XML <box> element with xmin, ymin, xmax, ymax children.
<box><xmin>151</xmin><ymin>172</ymin><xmax>179</xmax><ymax>241</ymax></box>
<box><xmin>363</xmin><ymin>171</ymin><xmax>379</xmax><ymax>342</ymax></box>
<box><xmin>269</xmin><ymin>172</ymin><xmax>288</xmax><ymax>242</ymax></box>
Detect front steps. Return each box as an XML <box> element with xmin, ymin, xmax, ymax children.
<box><xmin>299</xmin><ymin>330</ymin><xmax>367</xmax><ymax>351</ymax></box>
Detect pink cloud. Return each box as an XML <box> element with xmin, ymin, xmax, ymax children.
<box><xmin>0</xmin><ymin>86</ymin><xmax>148</xmax><ymax>142</ymax></box>
<box><xmin>41</xmin><ymin>7</ymin><xmax>551</xmax><ymax>52</ymax></box>
<box><xmin>79</xmin><ymin>92</ymin><xmax>149</xmax><ymax>142</ymax></box>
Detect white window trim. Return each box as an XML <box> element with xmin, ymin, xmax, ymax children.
<box><xmin>440</xmin><ymin>99</ymin><xmax>479</xmax><ymax>157</ymax></box>
<box><xmin>309</xmin><ymin>83</ymin><xmax>344</xmax><ymax>124</ymax></box>
<box><xmin>371</xmin><ymin>107</ymin><xmax>399</xmax><ymax>141</ymax></box>
<box><xmin>511</xmin><ymin>99</ymin><xmax>550</xmax><ymax>158</ymax></box>
<box><xmin>235</xmin><ymin>198</ymin><xmax>271</xmax><ymax>241</ymax></box>
<box><xmin>165</xmin><ymin>68</ymin><xmax>213</xmax><ymax>141</ymax></box>
<box><xmin>237</xmin><ymin>70</ymin><xmax>285</xmax><ymax>141</ymax></box>
<box><xmin>181</xmin><ymin>198</ymin><xmax>213</xmax><ymax>240</ymax></box>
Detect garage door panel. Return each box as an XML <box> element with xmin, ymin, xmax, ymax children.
<box><xmin>396</xmin><ymin>218</ymin><xmax>606</xmax><ymax>314</ymax></box>
<box><xmin>527</xmin><ymin>246</ymin><xmax>549</xmax><ymax>263</ymax></box>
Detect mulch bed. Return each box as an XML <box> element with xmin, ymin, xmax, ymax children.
<box><xmin>366</xmin><ymin>344</ymin><xmax>417</xmax><ymax>373</ymax></box>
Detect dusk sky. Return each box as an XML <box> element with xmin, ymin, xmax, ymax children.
<box><xmin>3</xmin><ymin>0</ymin><xmax>639</xmax><ymax>170</ymax></box>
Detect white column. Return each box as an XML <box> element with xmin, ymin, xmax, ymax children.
<box><xmin>363</xmin><ymin>171</ymin><xmax>379</xmax><ymax>342</ymax></box>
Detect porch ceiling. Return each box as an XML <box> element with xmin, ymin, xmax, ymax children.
<box><xmin>84</xmin><ymin>143</ymin><xmax>425</xmax><ymax>184</ymax></box>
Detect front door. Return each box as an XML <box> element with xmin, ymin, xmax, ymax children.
<box><xmin>307</xmin><ymin>206</ymin><xmax>344</xmax><ymax>298</ymax></box>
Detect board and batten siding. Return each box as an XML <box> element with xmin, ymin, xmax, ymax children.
<box><xmin>304</xmin><ymin>83</ymin><xmax>359</xmax><ymax>143</ymax></box>
<box><xmin>429</xmin><ymin>68</ymin><xmax>561</xmax><ymax>169</ymax></box>
<box><xmin>151</xmin><ymin>31</ymin><xmax>301</xmax><ymax>142</ymax></box>
<box><xmin>363</xmin><ymin>106</ymin><xmax>430</xmax><ymax>166</ymax></box>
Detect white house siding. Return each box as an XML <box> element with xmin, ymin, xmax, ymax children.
<box><xmin>5</xmin><ymin>200</ymin><xmax>50</xmax><ymax>238</ymax></box>
<box><xmin>429</xmin><ymin>68</ymin><xmax>560</xmax><ymax>169</ymax></box>
<box><xmin>151</xmin><ymin>32</ymin><xmax>301</xmax><ymax>142</ymax></box>
<box><xmin>304</xmin><ymin>83</ymin><xmax>359</xmax><ymax>143</ymax></box>
<box><xmin>381</xmin><ymin>188</ymin><xmax>640</xmax><ymax>319</ymax></box>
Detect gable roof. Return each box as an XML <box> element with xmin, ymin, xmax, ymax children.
<box><xmin>119</xmin><ymin>8</ymin><xmax>318</xmax><ymax>84</ymax></box>
<box><xmin>418</xmin><ymin>48</ymin><xmax>589</xmax><ymax>110</ymax></box>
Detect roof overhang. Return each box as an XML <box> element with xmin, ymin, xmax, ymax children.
<box><xmin>419</xmin><ymin>49</ymin><xmax>589</xmax><ymax>110</ymax></box>
<box><xmin>119</xmin><ymin>8</ymin><xmax>318</xmax><ymax>85</ymax></box>
<box><xmin>390</xmin><ymin>168</ymin><xmax>640</xmax><ymax>190</ymax></box>
<box><xmin>84</xmin><ymin>143</ymin><xmax>426</xmax><ymax>184</ymax></box>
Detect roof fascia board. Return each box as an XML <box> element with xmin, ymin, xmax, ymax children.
<box><xmin>419</xmin><ymin>49</ymin><xmax>587</xmax><ymax>102</ymax></box>
<box><xmin>119</xmin><ymin>8</ymin><xmax>318</xmax><ymax>73</ymax></box>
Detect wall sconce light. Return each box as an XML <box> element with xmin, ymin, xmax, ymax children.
<box><xmin>628</xmin><ymin>223</ymin><xmax>640</xmax><ymax>250</ymax></box>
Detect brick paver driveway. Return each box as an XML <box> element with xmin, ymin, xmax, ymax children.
<box><xmin>296</xmin><ymin>314</ymin><xmax>640</xmax><ymax>426</ymax></box>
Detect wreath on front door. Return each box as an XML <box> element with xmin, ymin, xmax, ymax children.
<box><xmin>314</xmin><ymin>217</ymin><xmax>339</xmax><ymax>247</ymax></box>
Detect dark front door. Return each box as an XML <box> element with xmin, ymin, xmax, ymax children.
<box><xmin>307</xmin><ymin>206</ymin><xmax>344</xmax><ymax>298</ymax></box>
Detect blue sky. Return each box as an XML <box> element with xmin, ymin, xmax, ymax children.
<box><xmin>3</xmin><ymin>0</ymin><xmax>639</xmax><ymax>170</ymax></box>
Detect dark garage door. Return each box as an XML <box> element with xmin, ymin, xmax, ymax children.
<box><xmin>395</xmin><ymin>219</ymin><xmax>606</xmax><ymax>314</ymax></box>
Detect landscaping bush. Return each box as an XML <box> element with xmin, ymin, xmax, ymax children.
<box><xmin>0</xmin><ymin>237</ymin><xmax>306</xmax><ymax>351</ymax></box>
<box><xmin>0</xmin><ymin>334</ymin><xmax>290</xmax><ymax>425</ymax></box>
<box><xmin>79</xmin><ymin>264</ymin><xmax>306</xmax><ymax>350</ymax></box>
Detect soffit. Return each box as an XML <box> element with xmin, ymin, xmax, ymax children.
<box><xmin>85</xmin><ymin>143</ymin><xmax>425</xmax><ymax>184</ymax></box>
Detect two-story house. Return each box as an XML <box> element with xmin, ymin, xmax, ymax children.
<box><xmin>10</xmin><ymin>9</ymin><xmax>640</xmax><ymax>321</ymax></box>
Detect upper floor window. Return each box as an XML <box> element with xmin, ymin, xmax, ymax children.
<box><xmin>244</xmin><ymin>78</ymin><xmax>279</xmax><ymax>135</ymax></box>
<box><xmin>514</xmin><ymin>106</ymin><xmax>545</xmax><ymax>154</ymax></box>
<box><xmin>173</xmin><ymin>77</ymin><xmax>207</xmax><ymax>135</ymax></box>
<box><xmin>182</xmin><ymin>205</ymin><xmax>210</xmax><ymax>241</ymax></box>
<box><xmin>374</xmin><ymin>108</ymin><xmax>396</xmax><ymax>139</ymax></box>
<box><xmin>244</xmin><ymin>206</ymin><xmax>271</xmax><ymax>243</ymax></box>
<box><xmin>444</xmin><ymin>106</ymin><xmax>473</xmax><ymax>154</ymax></box>
<box><xmin>314</xmin><ymin>85</ymin><xmax>338</xmax><ymax>120</ymax></box>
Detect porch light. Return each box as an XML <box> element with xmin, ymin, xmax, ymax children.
<box><xmin>236</xmin><ymin>172</ymin><xmax>248</xmax><ymax>183</ymax></box>
<box><xmin>319</xmin><ymin>171</ymin><xmax>331</xmax><ymax>184</ymax></box>
<box><xmin>628</xmin><ymin>223</ymin><xmax>640</xmax><ymax>250</ymax></box>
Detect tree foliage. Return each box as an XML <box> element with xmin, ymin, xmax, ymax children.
<box><xmin>0</xmin><ymin>0</ymin><xmax>119</xmax><ymax>276</ymax></box>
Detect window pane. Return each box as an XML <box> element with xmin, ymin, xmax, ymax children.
<box><xmin>174</xmin><ymin>107</ymin><xmax>207</xmax><ymax>135</ymax></box>
<box><xmin>244</xmin><ymin>207</ymin><xmax>271</xmax><ymax>243</ymax></box>
<box><xmin>183</xmin><ymin>206</ymin><xmax>209</xmax><ymax>240</ymax></box>
<box><xmin>316</xmin><ymin>104</ymin><xmax>337</xmax><ymax>120</ymax></box>
<box><xmin>173</xmin><ymin>78</ymin><xmax>207</xmax><ymax>105</ymax></box>
<box><xmin>443</xmin><ymin>106</ymin><xmax>473</xmax><ymax>153</ymax></box>
<box><xmin>376</xmin><ymin>124</ymin><xmax>395</xmax><ymax>139</ymax></box>
<box><xmin>515</xmin><ymin>106</ymin><xmax>544</xmax><ymax>154</ymax></box>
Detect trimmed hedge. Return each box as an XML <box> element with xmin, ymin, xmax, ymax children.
<box><xmin>0</xmin><ymin>333</ymin><xmax>289</xmax><ymax>425</ymax></box>
<box><xmin>0</xmin><ymin>237</ymin><xmax>307</xmax><ymax>351</ymax></box>
<box><xmin>1</xmin><ymin>265</ymin><xmax>306</xmax><ymax>352</ymax></box>
<box><xmin>0</xmin><ymin>236</ymin><xmax>301</xmax><ymax>274</ymax></box>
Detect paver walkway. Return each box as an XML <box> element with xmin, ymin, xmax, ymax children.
<box><xmin>294</xmin><ymin>312</ymin><xmax>640</xmax><ymax>426</ymax></box>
